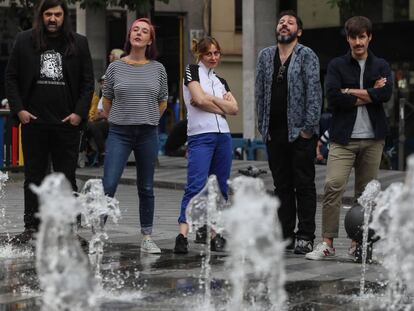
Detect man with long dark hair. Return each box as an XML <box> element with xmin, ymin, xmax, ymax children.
<box><xmin>5</xmin><ymin>0</ymin><xmax>94</xmax><ymax>244</ymax></box>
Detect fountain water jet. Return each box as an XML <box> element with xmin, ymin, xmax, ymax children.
<box><xmin>370</xmin><ymin>182</ymin><xmax>405</xmax><ymax>309</ymax></box>
<box><xmin>32</xmin><ymin>173</ymin><xmax>97</xmax><ymax>311</ymax></box>
<box><xmin>357</xmin><ymin>179</ymin><xmax>381</xmax><ymax>295</ymax></box>
<box><xmin>223</xmin><ymin>176</ymin><xmax>286</xmax><ymax>311</ymax></box>
<box><xmin>77</xmin><ymin>179</ymin><xmax>120</xmax><ymax>280</ymax></box>
<box><xmin>369</xmin><ymin>155</ymin><xmax>414</xmax><ymax>309</ymax></box>
<box><xmin>0</xmin><ymin>170</ymin><xmax>33</xmax><ymax>259</ymax></box>
<box><xmin>0</xmin><ymin>170</ymin><xmax>10</xmax><ymax>241</ymax></box>
<box><xmin>186</xmin><ymin>175</ymin><xmax>227</xmax><ymax>309</ymax></box>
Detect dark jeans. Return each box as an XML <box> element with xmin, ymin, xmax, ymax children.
<box><xmin>21</xmin><ymin>123</ymin><xmax>80</xmax><ymax>231</ymax></box>
<box><xmin>266</xmin><ymin>135</ymin><xmax>317</xmax><ymax>241</ymax></box>
<box><xmin>103</xmin><ymin>124</ymin><xmax>158</xmax><ymax>235</ymax></box>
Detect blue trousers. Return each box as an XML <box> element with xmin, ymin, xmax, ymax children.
<box><xmin>103</xmin><ymin>124</ymin><xmax>158</xmax><ymax>235</ymax></box>
<box><xmin>179</xmin><ymin>132</ymin><xmax>232</xmax><ymax>223</ymax></box>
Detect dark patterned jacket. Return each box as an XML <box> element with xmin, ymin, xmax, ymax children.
<box><xmin>255</xmin><ymin>43</ymin><xmax>322</xmax><ymax>142</ymax></box>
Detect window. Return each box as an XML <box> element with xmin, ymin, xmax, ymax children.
<box><xmin>393</xmin><ymin>0</ymin><xmax>409</xmax><ymax>21</ymax></box>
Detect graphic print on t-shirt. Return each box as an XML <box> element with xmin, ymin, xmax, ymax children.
<box><xmin>39</xmin><ymin>50</ymin><xmax>65</xmax><ymax>85</ymax></box>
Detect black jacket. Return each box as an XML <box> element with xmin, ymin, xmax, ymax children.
<box><xmin>5</xmin><ymin>29</ymin><xmax>94</xmax><ymax>125</ymax></box>
<box><xmin>325</xmin><ymin>50</ymin><xmax>392</xmax><ymax>145</ymax></box>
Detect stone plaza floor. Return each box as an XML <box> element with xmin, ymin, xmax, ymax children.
<box><xmin>0</xmin><ymin>156</ymin><xmax>407</xmax><ymax>310</ymax></box>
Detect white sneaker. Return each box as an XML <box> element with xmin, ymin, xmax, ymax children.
<box><xmin>305</xmin><ymin>242</ymin><xmax>336</xmax><ymax>260</ymax></box>
<box><xmin>141</xmin><ymin>237</ymin><xmax>161</xmax><ymax>254</ymax></box>
<box><xmin>78</xmin><ymin>152</ymin><xmax>87</xmax><ymax>168</ymax></box>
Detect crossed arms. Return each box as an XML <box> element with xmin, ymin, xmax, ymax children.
<box><xmin>187</xmin><ymin>81</ymin><xmax>238</xmax><ymax>116</ymax></box>
<box><xmin>340</xmin><ymin>77</ymin><xmax>387</xmax><ymax>106</ymax></box>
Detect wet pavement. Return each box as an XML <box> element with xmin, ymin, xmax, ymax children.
<box><xmin>0</xmin><ymin>160</ymin><xmax>407</xmax><ymax>310</ymax></box>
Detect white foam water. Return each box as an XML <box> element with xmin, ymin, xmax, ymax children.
<box><xmin>32</xmin><ymin>173</ymin><xmax>97</xmax><ymax>311</ymax></box>
<box><xmin>223</xmin><ymin>176</ymin><xmax>286</xmax><ymax>311</ymax></box>
<box><xmin>368</xmin><ymin>154</ymin><xmax>414</xmax><ymax>309</ymax></box>
<box><xmin>357</xmin><ymin>179</ymin><xmax>381</xmax><ymax>296</ymax></box>
<box><xmin>0</xmin><ymin>170</ymin><xmax>33</xmax><ymax>258</ymax></box>
<box><xmin>186</xmin><ymin>175</ymin><xmax>227</xmax><ymax>309</ymax></box>
<box><xmin>77</xmin><ymin>179</ymin><xmax>120</xmax><ymax>280</ymax></box>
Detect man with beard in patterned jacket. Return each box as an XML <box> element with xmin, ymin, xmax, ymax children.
<box><xmin>255</xmin><ymin>10</ymin><xmax>322</xmax><ymax>255</ymax></box>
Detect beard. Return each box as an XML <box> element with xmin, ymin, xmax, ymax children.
<box><xmin>45</xmin><ymin>22</ymin><xmax>62</xmax><ymax>34</ymax></box>
<box><xmin>276</xmin><ymin>29</ymin><xmax>298</xmax><ymax>44</ymax></box>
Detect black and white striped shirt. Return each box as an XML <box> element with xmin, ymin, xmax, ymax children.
<box><xmin>103</xmin><ymin>60</ymin><xmax>168</xmax><ymax>125</ymax></box>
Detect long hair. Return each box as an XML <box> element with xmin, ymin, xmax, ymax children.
<box><xmin>32</xmin><ymin>0</ymin><xmax>76</xmax><ymax>55</ymax></box>
<box><xmin>191</xmin><ymin>37</ymin><xmax>221</xmax><ymax>63</ymax></box>
<box><xmin>123</xmin><ymin>18</ymin><xmax>158</xmax><ymax>60</ymax></box>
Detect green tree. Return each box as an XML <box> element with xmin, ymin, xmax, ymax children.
<box><xmin>4</xmin><ymin>0</ymin><xmax>169</xmax><ymax>30</ymax></box>
<box><xmin>327</xmin><ymin>0</ymin><xmax>363</xmax><ymax>14</ymax></box>
<box><xmin>327</xmin><ymin>0</ymin><xmax>364</xmax><ymax>23</ymax></box>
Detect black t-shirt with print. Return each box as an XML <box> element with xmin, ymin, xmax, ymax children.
<box><xmin>28</xmin><ymin>35</ymin><xmax>73</xmax><ymax>125</ymax></box>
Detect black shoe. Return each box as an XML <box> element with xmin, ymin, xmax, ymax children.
<box><xmin>9</xmin><ymin>228</ymin><xmax>36</xmax><ymax>246</ymax></box>
<box><xmin>294</xmin><ymin>239</ymin><xmax>313</xmax><ymax>254</ymax></box>
<box><xmin>174</xmin><ymin>234</ymin><xmax>188</xmax><ymax>254</ymax></box>
<box><xmin>210</xmin><ymin>234</ymin><xmax>226</xmax><ymax>252</ymax></box>
<box><xmin>354</xmin><ymin>243</ymin><xmax>373</xmax><ymax>264</ymax></box>
<box><xmin>194</xmin><ymin>225</ymin><xmax>207</xmax><ymax>244</ymax></box>
<box><xmin>76</xmin><ymin>215</ymin><xmax>82</xmax><ymax>229</ymax></box>
<box><xmin>77</xmin><ymin>234</ymin><xmax>89</xmax><ymax>248</ymax></box>
<box><xmin>285</xmin><ymin>239</ymin><xmax>295</xmax><ymax>251</ymax></box>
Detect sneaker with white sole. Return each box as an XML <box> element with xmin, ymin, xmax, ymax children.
<box><xmin>141</xmin><ymin>237</ymin><xmax>161</xmax><ymax>254</ymax></box>
<box><xmin>305</xmin><ymin>242</ymin><xmax>335</xmax><ymax>260</ymax></box>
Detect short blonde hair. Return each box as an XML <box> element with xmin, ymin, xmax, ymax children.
<box><xmin>110</xmin><ymin>49</ymin><xmax>124</xmax><ymax>61</ymax></box>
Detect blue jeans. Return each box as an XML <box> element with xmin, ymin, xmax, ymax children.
<box><xmin>179</xmin><ymin>132</ymin><xmax>232</xmax><ymax>223</ymax></box>
<box><xmin>103</xmin><ymin>124</ymin><xmax>158</xmax><ymax>235</ymax></box>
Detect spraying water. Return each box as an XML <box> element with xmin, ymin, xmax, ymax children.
<box><xmin>77</xmin><ymin>179</ymin><xmax>120</xmax><ymax>280</ymax></box>
<box><xmin>186</xmin><ymin>175</ymin><xmax>227</xmax><ymax>309</ymax></box>
<box><xmin>32</xmin><ymin>173</ymin><xmax>97</xmax><ymax>311</ymax></box>
<box><xmin>223</xmin><ymin>176</ymin><xmax>286</xmax><ymax>311</ymax></box>
<box><xmin>370</xmin><ymin>182</ymin><xmax>405</xmax><ymax>309</ymax></box>
<box><xmin>0</xmin><ymin>171</ymin><xmax>33</xmax><ymax>258</ymax></box>
<box><xmin>367</xmin><ymin>155</ymin><xmax>414</xmax><ymax>309</ymax></box>
<box><xmin>0</xmin><ymin>170</ymin><xmax>9</xmax><ymax>240</ymax></box>
<box><xmin>357</xmin><ymin>179</ymin><xmax>381</xmax><ymax>295</ymax></box>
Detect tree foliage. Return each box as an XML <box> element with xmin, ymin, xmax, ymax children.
<box><xmin>4</xmin><ymin>0</ymin><xmax>169</xmax><ymax>14</ymax></box>
<box><xmin>326</xmin><ymin>0</ymin><xmax>364</xmax><ymax>16</ymax></box>
<box><xmin>3</xmin><ymin>0</ymin><xmax>168</xmax><ymax>31</ymax></box>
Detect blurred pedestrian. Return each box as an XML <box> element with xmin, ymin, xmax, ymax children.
<box><xmin>164</xmin><ymin>119</ymin><xmax>188</xmax><ymax>157</ymax></box>
<box><xmin>108</xmin><ymin>48</ymin><xmax>124</xmax><ymax>63</ymax></box>
<box><xmin>85</xmin><ymin>75</ymin><xmax>108</xmax><ymax>166</ymax></box>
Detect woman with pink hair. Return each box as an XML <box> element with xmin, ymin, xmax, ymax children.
<box><xmin>102</xmin><ymin>18</ymin><xmax>168</xmax><ymax>254</ymax></box>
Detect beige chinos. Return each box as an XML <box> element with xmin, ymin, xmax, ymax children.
<box><xmin>322</xmin><ymin>139</ymin><xmax>384</xmax><ymax>238</ymax></box>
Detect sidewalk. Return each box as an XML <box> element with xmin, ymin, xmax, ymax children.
<box><xmin>77</xmin><ymin>155</ymin><xmax>406</xmax><ymax>203</ymax></box>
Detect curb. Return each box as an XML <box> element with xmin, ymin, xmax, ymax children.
<box><xmin>76</xmin><ymin>174</ymin><xmax>355</xmax><ymax>204</ymax></box>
